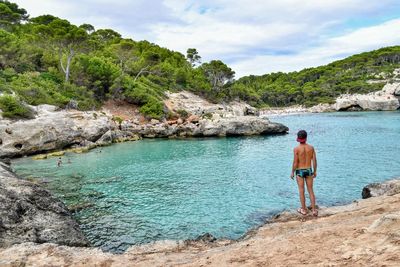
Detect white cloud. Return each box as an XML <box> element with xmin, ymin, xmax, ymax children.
<box><xmin>11</xmin><ymin>0</ymin><xmax>400</xmax><ymax>77</ymax></box>
<box><xmin>231</xmin><ymin>19</ymin><xmax>400</xmax><ymax>77</ymax></box>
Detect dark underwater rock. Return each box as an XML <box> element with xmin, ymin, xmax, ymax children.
<box><xmin>0</xmin><ymin>164</ymin><xmax>89</xmax><ymax>248</ymax></box>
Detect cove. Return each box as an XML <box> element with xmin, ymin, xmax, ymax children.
<box><xmin>12</xmin><ymin>111</ymin><xmax>400</xmax><ymax>253</ymax></box>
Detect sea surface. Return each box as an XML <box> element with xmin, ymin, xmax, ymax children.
<box><xmin>13</xmin><ymin>111</ymin><xmax>400</xmax><ymax>253</ymax></box>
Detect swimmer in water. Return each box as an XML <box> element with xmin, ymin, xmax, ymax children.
<box><xmin>57</xmin><ymin>157</ymin><xmax>62</xmax><ymax>167</ymax></box>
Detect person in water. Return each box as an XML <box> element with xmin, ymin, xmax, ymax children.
<box><xmin>57</xmin><ymin>157</ymin><xmax>62</xmax><ymax>167</ymax></box>
<box><xmin>290</xmin><ymin>130</ymin><xmax>318</xmax><ymax>216</ymax></box>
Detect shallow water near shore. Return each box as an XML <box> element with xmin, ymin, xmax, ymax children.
<box><xmin>13</xmin><ymin>111</ymin><xmax>400</xmax><ymax>253</ymax></box>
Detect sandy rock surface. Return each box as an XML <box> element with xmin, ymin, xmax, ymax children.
<box><xmin>165</xmin><ymin>91</ymin><xmax>258</xmax><ymax>117</ymax></box>
<box><xmin>1</xmin><ymin>179</ymin><xmax>399</xmax><ymax>267</ymax></box>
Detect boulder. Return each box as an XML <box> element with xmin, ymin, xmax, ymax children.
<box><xmin>194</xmin><ymin>233</ymin><xmax>217</xmax><ymax>243</ymax></box>
<box><xmin>362</xmin><ymin>179</ymin><xmax>400</xmax><ymax>199</ymax></box>
<box><xmin>150</xmin><ymin>119</ymin><xmax>160</xmax><ymax>125</ymax></box>
<box><xmin>0</xmin><ymin>164</ymin><xmax>88</xmax><ymax>248</ymax></box>
<box><xmin>165</xmin><ymin>91</ymin><xmax>260</xmax><ymax>117</ymax></box>
<box><xmin>111</xmin><ymin>130</ymin><xmax>141</xmax><ymax>142</ymax></box>
<box><xmin>95</xmin><ymin>130</ymin><xmax>113</xmax><ymax>146</ymax></box>
<box><xmin>187</xmin><ymin>114</ymin><xmax>200</xmax><ymax>123</ymax></box>
<box><xmin>0</xmin><ymin>110</ymin><xmax>112</xmax><ymax>158</ymax></box>
<box><xmin>245</xmin><ymin>106</ymin><xmax>260</xmax><ymax>116</ymax></box>
<box><xmin>199</xmin><ymin>117</ymin><xmax>288</xmax><ymax>136</ymax></box>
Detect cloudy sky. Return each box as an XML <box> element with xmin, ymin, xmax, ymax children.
<box><xmin>13</xmin><ymin>0</ymin><xmax>400</xmax><ymax>77</ymax></box>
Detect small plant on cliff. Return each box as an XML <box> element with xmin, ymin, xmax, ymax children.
<box><xmin>139</xmin><ymin>98</ymin><xmax>164</xmax><ymax>120</ymax></box>
<box><xmin>112</xmin><ymin>116</ymin><xmax>123</xmax><ymax>125</ymax></box>
<box><xmin>0</xmin><ymin>95</ymin><xmax>34</xmax><ymax>119</ymax></box>
<box><xmin>176</xmin><ymin>109</ymin><xmax>189</xmax><ymax>119</ymax></box>
<box><xmin>202</xmin><ymin>112</ymin><xmax>213</xmax><ymax>120</ymax></box>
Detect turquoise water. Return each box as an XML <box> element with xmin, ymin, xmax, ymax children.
<box><xmin>13</xmin><ymin>111</ymin><xmax>400</xmax><ymax>253</ymax></box>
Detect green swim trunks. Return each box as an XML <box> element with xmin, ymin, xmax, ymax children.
<box><xmin>295</xmin><ymin>168</ymin><xmax>313</xmax><ymax>178</ymax></box>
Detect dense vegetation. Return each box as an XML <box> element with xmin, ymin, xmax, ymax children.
<box><xmin>0</xmin><ymin>1</ymin><xmax>234</xmax><ymax>119</ymax></box>
<box><xmin>0</xmin><ymin>1</ymin><xmax>399</xmax><ymax>119</ymax></box>
<box><xmin>232</xmin><ymin>47</ymin><xmax>400</xmax><ymax>107</ymax></box>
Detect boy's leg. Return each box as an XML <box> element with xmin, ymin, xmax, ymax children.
<box><xmin>305</xmin><ymin>176</ymin><xmax>316</xmax><ymax>211</ymax></box>
<box><xmin>296</xmin><ymin>176</ymin><xmax>306</xmax><ymax>210</ymax></box>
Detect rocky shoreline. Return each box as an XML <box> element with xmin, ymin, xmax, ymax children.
<box><xmin>0</xmin><ymin>162</ymin><xmax>88</xmax><ymax>248</ymax></box>
<box><xmin>0</xmin><ymin>161</ymin><xmax>398</xmax><ymax>266</ymax></box>
<box><xmin>1</xmin><ymin>85</ymin><xmax>399</xmax><ymax>266</ymax></box>
<box><xmin>0</xmin><ymin>96</ymin><xmax>288</xmax><ymax>159</ymax></box>
<box><xmin>1</xmin><ymin>81</ymin><xmax>399</xmax><ymax>159</ymax></box>
<box><xmin>260</xmin><ymin>81</ymin><xmax>400</xmax><ymax>117</ymax></box>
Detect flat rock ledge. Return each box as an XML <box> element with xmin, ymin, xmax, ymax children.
<box><xmin>0</xmin><ymin>177</ymin><xmax>399</xmax><ymax>266</ymax></box>
<box><xmin>0</xmin><ymin>105</ymin><xmax>288</xmax><ymax>159</ymax></box>
<box><xmin>120</xmin><ymin>116</ymin><xmax>288</xmax><ymax>138</ymax></box>
<box><xmin>0</xmin><ymin>162</ymin><xmax>88</xmax><ymax>248</ymax></box>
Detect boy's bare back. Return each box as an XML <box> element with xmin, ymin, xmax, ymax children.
<box><xmin>294</xmin><ymin>144</ymin><xmax>315</xmax><ymax>169</ymax></box>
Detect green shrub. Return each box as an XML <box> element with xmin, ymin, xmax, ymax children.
<box><xmin>112</xmin><ymin>116</ymin><xmax>123</xmax><ymax>124</ymax></box>
<box><xmin>61</xmin><ymin>83</ymin><xmax>99</xmax><ymax>110</ymax></box>
<box><xmin>0</xmin><ymin>95</ymin><xmax>34</xmax><ymax>119</ymax></box>
<box><xmin>139</xmin><ymin>97</ymin><xmax>164</xmax><ymax>120</ymax></box>
<box><xmin>176</xmin><ymin>109</ymin><xmax>189</xmax><ymax>119</ymax></box>
<box><xmin>202</xmin><ymin>112</ymin><xmax>213</xmax><ymax>119</ymax></box>
<box><xmin>9</xmin><ymin>72</ymin><xmax>68</xmax><ymax>106</ymax></box>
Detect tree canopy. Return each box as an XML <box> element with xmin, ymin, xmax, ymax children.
<box><xmin>0</xmin><ymin>1</ymin><xmax>399</xmax><ymax>119</ymax></box>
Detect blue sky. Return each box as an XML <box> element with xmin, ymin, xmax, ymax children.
<box><xmin>13</xmin><ymin>0</ymin><xmax>400</xmax><ymax>77</ymax></box>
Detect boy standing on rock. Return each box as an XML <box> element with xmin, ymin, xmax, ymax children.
<box><xmin>290</xmin><ymin>130</ymin><xmax>318</xmax><ymax>216</ymax></box>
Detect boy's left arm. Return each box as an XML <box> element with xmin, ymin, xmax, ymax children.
<box><xmin>290</xmin><ymin>148</ymin><xmax>298</xmax><ymax>179</ymax></box>
<box><xmin>312</xmin><ymin>147</ymin><xmax>317</xmax><ymax>178</ymax></box>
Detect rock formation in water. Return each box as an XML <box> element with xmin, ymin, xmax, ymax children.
<box><xmin>362</xmin><ymin>179</ymin><xmax>400</xmax><ymax>199</ymax></box>
<box><xmin>0</xmin><ymin>105</ymin><xmax>111</xmax><ymax>158</ymax></box>
<box><xmin>0</xmin><ymin>162</ymin><xmax>88</xmax><ymax>248</ymax></box>
<box><xmin>334</xmin><ymin>82</ymin><xmax>400</xmax><ymax>111</ymax></box>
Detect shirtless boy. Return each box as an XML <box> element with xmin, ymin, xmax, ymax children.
<box><xmin>290</xmin><ymin>130</ymin><xmax>318</xmax><ymax>216</ymax></box>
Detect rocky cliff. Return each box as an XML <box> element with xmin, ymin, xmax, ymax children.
<box><xmin>0</xmin><ymin>162</ymin><xmax>88</xmax><ymax>248</ymax></box>
<box><xmin>334</xmin><ymin>82</ymin><xmax>400</xmax><ymax>111</ymax></box>
<box><xmin>0</xmin><ymin>105</ymin><xmax>112</xmax><ymax>158</ymax></box>
<box><xmin>260</xmin><ymin>81</ymin><xmax>400</xmax><ymax>116</ymax></box>
<box><xmin>0</xmin><ymin>96</ymin><xmax>288</xmax><ymax>158</ymax></box>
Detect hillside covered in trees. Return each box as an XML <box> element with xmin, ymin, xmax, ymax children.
<box><xmin>232</xmin><ymin>46</ymin><xmax>400</xmax><ymax>107</ymax></box>
<box><xmin>1</xmin><ymin>0</ymin><xmax>400</xmax><ymax>119</ymax></box>
<box><xmin>0</xmin><ymin>0</ymin><xmax>235</xmax><ymax>119</ymax></box>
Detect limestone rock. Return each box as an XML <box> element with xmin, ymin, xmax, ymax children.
<box><xmin>0</xmin><ymin>110</ymin><xmax>112</xmax><ymax>158</ymax></box>
<box><xmin>199</xmin><ymin>117</ymin><xmax>288</xmax><ymax>136</ymax></box>
<box><xmin>187</xmin><ymin>114</ymin><xmax>200</xmax><ymax>123</ymax></box>
<box><xmin>95</xmin><ymin>130</ymin><xmax>113</xmax><ymax>146</ymax></box>
<box><xmin>0</xmin><ymin>164</ymin><xmax>88</xmax><ymax>248</ymax></box>
<box><xmin>194</xmin><ymin>233</ymin><xmax>217</xmax><ymax>243</ymax></box>
<box><xmin>362</xmin><ymin>179</ymin><xmax>400</xmax><ymax>199</ymax></box>
<box><xmin>165</xmin><ymin>91</ymin><xmax>257</xmax><ymax>117</ymax></box>
<box><xmin>334</xmin><ymin>82</ymin><xmax>400</xmax><ymax>111</ymax></box>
